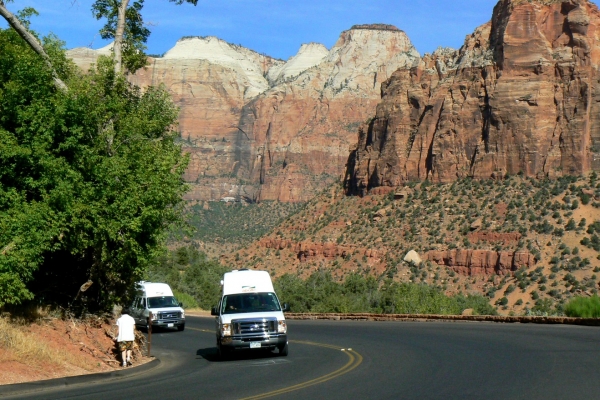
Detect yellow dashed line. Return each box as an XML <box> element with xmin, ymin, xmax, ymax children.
<box><xmin>242</xmin><ymin>343</ymin><xmax>362</xmax><ymax>400</ymax></box>
<box><xmin>189</xmin><ymin>327</ymin><xmax>363</xmax><ymax>399</ymax></box>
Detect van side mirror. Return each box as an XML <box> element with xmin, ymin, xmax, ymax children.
<box><xmin>211</xmin><ymin>306</ymin><xmax>218</xmax><ymax>316</ymax></box>
<box><xmin>282</xmin><ymin>303</ymin><xmax>290</xmax><ymax>312</ymax></box>
<box><xmin>179</xmin><ymin>302</ymin><xmax>185</xmax><ymax>309</ymax></box>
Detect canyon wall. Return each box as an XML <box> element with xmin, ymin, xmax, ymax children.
<box><xmin>235</xmin><ymin>25</ymin><xmax>419</xmax><ymax>202</ymax></box>
<box><xmin>68</xmin><ymin>25</ymin><xmax>418</xmax><ymax>202</ymax></box>
<box><xmin>346</xmin><ymin>0</ymin><xmax>600</xmax><ymax>195</ymax></box>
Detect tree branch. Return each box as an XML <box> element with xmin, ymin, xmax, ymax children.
<box><xmin>0</xmin><ymin>1</ymin><xmax>68</xmax><ymax>92</ymax></box>
<box><xmin>113</xmin><ymin>0</ymin><xmax>129</xmax><ymax>75</ymax></box>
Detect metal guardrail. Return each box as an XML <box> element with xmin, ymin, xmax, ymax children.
<box><xmin>284</xmin><ymin>313</ymin><xmax>600</xmax><ymax>326</ymax></box>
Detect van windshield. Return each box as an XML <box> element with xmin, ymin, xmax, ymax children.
<box><xmin>221</xmin><ymin>292</ymin><xmax>281</xmax><ymax>314</ymax></box>
<box><xmin>147</xmin><ymin>296</ymin><xmax>179</xmax><ymax>309</ymax></box>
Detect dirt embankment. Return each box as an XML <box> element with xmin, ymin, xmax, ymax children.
<box><xmin>0</xmin><ymin>316</ymin><xmax>150</xmax><ymax>385</ymax></box>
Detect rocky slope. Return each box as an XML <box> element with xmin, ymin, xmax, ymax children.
<box><xmin>346</xmin><ymin>0</ymin><xmax>600</xmax><ymax>195</ymax></box>
<box><xmin>67</xmin><ymin>25</ymin><xmax>419</xmax><ymax>202</ymax></box>
<box><xmin>221</xmin><ymin>172</ymin><xmax>600</xmax><ymax>314</ymax></box>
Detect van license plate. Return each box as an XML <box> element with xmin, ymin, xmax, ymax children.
<box><xmin>250</xmin><ymin>342</ymin><xmax>261</xmax><ymax>349</ymax></box>
<box><xmin>168</xmin><ymin>323</ymin><xmax>174</xmax><ymax>327</ymax></box>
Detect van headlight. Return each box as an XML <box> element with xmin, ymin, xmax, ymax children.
<box><xmin>278</xmin><ymin>320</ymin><xmax>287</xmax><ymax>334</ymax></box>
<box><xmin>221</xmin><ymin>323</ymin><xmax>231</xmax><ymax>337</ymax></box>
<box><xmin>181</xmin><ymin>310</ymin><xmax>185</xmax><ymax>318</ymax></box>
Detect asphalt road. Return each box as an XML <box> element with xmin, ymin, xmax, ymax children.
<box><xmin>6</xmin><ymin>316</ymin><xmax>600</xmax><ymax>399</ymax></box>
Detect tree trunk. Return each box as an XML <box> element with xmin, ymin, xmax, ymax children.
<box><xmin>0</xmin><ymin>1</ymin><xmax>68</xmax><ymax>92</ymax></box>
<box><xmin>113</xmin><ymin>0</ymin><xmax>129</xmax><ymax>75</ymax></box>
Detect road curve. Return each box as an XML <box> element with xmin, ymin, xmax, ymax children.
<box><xmin>6</xmin><ymin>316</ymin><xmax>600</xmax><ymax>399</ymax></box>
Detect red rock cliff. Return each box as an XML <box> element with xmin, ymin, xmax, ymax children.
<box><xmin>346</xmin><ymin>0</ymin><xmax>600</xmax><ymax>195</ymax></box>
<box><xmin>235</xmin><ymin>25</ymin><xmax>419</xmax><ymax>202</ymax></box>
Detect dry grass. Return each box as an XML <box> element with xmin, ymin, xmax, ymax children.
<box><xmin>0</xmin><ymin>315</ymin><xmax>111</xmax><ymax>372</ymax></box>
<box><xmin>0</xmin><ymin>317</ymin><xmax>60</xmax><ymax>366</ymax></box>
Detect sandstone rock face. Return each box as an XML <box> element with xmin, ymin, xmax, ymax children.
<box><xmin>267</xmin><ymin>43</ymin><xmax>328</xmax><ymax>84</ymax></box>
<box><xmin>346</xmin><ymin>0</ymin><xmax>600</xmax><ymax>195</ymax></box>
<box><xmin>425</xmin><ymin>249</ymin><xmax>536</xmax><ymax>275</ymax></box>
<box><xmin>66</xmin><ymin>43</ymin><xmax>113</xmax><ymax>72</ymax></box>
<box><xmin>234</xmin><ymin>25</ymin><xmax>419</xmax><ymax>202</ymax></box>
<box><xmin>68</xmin><ymin>26</ymin><xmax>418</xmax><ymax>202</ymax></box>
<box><xmin>68</xmin><ymin>37</ymin><xmax>285</xmax><ymax>201</ymax></box>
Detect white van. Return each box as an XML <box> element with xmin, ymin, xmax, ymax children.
<box><xmin>131</xmin><ymin>281</ymin><xmax>185</xmax><ymax>331</ymax></box>
<box><xmin>211</xmin><ymin>269</ymin><xmax>289</xmax><ymax>358</ymax></box>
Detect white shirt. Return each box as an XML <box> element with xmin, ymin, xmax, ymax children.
<box><xmin>116</xmin><ymin>314</ymin><xmax>136</xmax><ymax>342</ymax></box>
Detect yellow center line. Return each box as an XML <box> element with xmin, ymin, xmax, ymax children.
<box><xmin>242</xmin><ymin>345</ymin><xmax>362</xmax><ymax>400</ymax></box>
<box><xmin>189</xmin><ymin>327</ymin><xmax>363</xmax><ymax>399</ymax></box>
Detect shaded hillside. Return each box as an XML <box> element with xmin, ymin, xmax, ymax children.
<box><xmin>179</xmin><ymin>200</ymin><xmax>303</xmax><ymax>257</ymax></box>
<box><xmin>223</xmin><ymin>173</ymin><xmax>600</xmax><ymax>315</ymax></box>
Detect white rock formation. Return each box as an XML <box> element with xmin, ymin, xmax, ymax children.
<box><xmin>65</xmin><ymin>43</ymin><xmax>113</xmax><ymax>72</ymax></box>
<box><xmin>403</xmin><ymin>250</ymin><xmax>422</xmax><ymax>265</ymax></box>
<box><xmin>321</xmin><ymin>25</ymin><xmax>420</xmax><ymax>98</ymax></box>
<box><xmin>162</xmin><ymin>36</ymin><xmax>283</xmax><ymax>99</ymax></box>
<box><xmin>267</xmin><ymin>42</ymin><xmax>328</xmax><ymax>84</ymax></box>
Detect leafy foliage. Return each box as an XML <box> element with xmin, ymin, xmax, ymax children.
<box><xmin>91</xmin><ymin>0</ymin><xmax>198</xmax><ymax>74</ymax></box>
<box><xmin>0</xmin><ymin>27</ymin><xmax>188</xmax><ymax>311</ymax></box>
<box><xmin>92</xmin><ymin>0</ymin><xmax>151</xmax><ymax>73</ymax></box>
<box><xmin>152</xmin><ymin>247</ymin><xmax>496</xmax><ymax>315</ymax></box>
<box><xmin>274</xmin><ymin>270</ymin><xmax>496</xmax><ymax>315</ymax></box>
<box><xmin>564</xmin><ymin>296</ymin><xmax>600</xmax><ymax>318</ymax></box>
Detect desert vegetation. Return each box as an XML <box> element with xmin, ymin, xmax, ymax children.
<box><xmin>564</xmin><ymin>295</ymin><xmax>600</xmax><ymax>318</ymax></box>
<box><xmin>147</xmin><ymin>246</ymin><xmax>495</xmax><ymax>315</ymax></box>
<box><xmin>181</xmin><ymin>200</ymin><xmax>303</xmax><ymax>257</ymax></box>
<box><xmin>212</xmin><ymin>173</ymin><xmax>600</xmax><ymax>316</ymax></box>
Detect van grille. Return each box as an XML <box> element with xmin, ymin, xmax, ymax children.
<box><xmin>157</xmin><ymin>311</ymin><xmax>182</xmax><ymax>320</ymax></box>
<box><xmin>232</xmin><ymin>318</ymin><xmax>277</xmax><ymax>335</ymax></box>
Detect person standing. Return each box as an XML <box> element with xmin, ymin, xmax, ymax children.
<box><xmin>116</xmin><ymin>307</ymin><xmax>136</xmax><ymax>367</ymax></box>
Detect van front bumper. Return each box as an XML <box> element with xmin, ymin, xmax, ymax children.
<box><xmin>220</xmin><ymin>333</ymin><xmax>287</xmax><ymax>351</ymax></box>
<box><xmin>152</xmin><ymin>318</ymin><xmax>185</xmax><ymax>328</ymax></box>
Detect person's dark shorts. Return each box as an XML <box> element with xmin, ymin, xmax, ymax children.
<box><xmin>118</xmin><ymin>341</ymin><xmax>133</xmax><ymax>351</ymax></box>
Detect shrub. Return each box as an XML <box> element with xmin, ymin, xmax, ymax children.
<box><xmin>172</xmin><ymin>290</ymin><xmax>199</xmax><ymax>309</ymax></box>
<box><xmin>496</xmin><ymin>297</ymin><xmax>509</xmax><ymax>306</ymax></box>
<box><xmin>564</xmin><ymin>296</ymin><xmax>600</xmax><ymax>318</ymax></box>
<box><xmin>504</xmin><ymin>284</ymin><xmax>516</xmax><ymax>295</ymax></box>
<box><xmin>565</xmin><ymin>219</ymin><xmax>577</xmax><ymax>231</ymax></box>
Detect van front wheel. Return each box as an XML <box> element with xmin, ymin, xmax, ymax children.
<box><xmin>278</xmin><ymin>343</ymin><xmax>288</xmax><ymax>357</ymax></box>
<box><xmin>177</xmin><ymin>323</ymin><xmax>185</xmax><ymax>331</ymax></box>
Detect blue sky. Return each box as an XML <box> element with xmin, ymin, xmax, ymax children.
<box><xmin>1</xmin><ymin>1</ymin><xmax>598</xmax><ymax>60</ymax></box>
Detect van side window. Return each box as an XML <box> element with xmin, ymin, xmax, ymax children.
<box><xmin>142</xmin><ymin>298</ymin><xmax>146</xmax><ymax>308</ymax></box>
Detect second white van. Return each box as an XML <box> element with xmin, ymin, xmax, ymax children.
<box><xmin>131</xmin><ymin>281</ymin><xmax>185</xmax><ymax>331</ymax></box>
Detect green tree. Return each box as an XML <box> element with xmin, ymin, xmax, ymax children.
<box><xmin>91</xmin><ymin>0</ymin><xmax>198</xmax><ymax>74</ymax></box>
<box><xmin>0</xmin><ymin>27</ymin><xmax>188</xmax><ymax>310</ymax></box>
